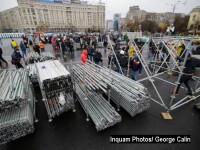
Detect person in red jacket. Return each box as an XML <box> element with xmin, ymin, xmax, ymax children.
<box><xmin>80</xmin><ymin>49</ymin><xmax>88</xmax><ymax>64</ymax></box>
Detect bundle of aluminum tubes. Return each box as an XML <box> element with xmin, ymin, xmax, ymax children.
<box><xmin>25</xmin><ymin>51</ymin><xmax>55</xmax><ymax>64</ymax></box>
<box><xmin>27</xmin><ymin>64</ymin><xmax>38</xmax><ymax>84</ymax></box>
<box><xmin>0</xmin><ymin>69</ymin><xmax>28</xmax><ymax>112</ymax></box>
<box><xmin>0</xmin><ymin>103</ymin><xmax>34</xmax><ymax>145</ymax></box>
<box><xmin>75</xmin><ymin>84</ymin><xmax>121</xmax><ymax>131</ymax></box>
<box><xmin>72</xmin><ymin>62</ymin><xmax>150</xmax><ymax>117</ymax></box>
<box><xmin>36</xmin><ymin>60</ymin><xmax>74</xmax><ymax>121</ymax></box>
<box><xmin>0</xmin><ymin>69</ymin><xmax>35</xmax><ymax>145</ymax></box>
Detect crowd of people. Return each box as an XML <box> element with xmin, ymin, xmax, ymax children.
<box><xmin>0</xmin><ymin>31</ymin><xmax>200</xmax><ymax>104</ymax></box>
<box><xmin>80</xmin><ymin>34</ymin><xmax>145</xmax><ymax>81</ymax></box>
<box><xmin>79</xmin><ymin>33</ymin><xmax>200</xmax><ymax>100</ymax></box>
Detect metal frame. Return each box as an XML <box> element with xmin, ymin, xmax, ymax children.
<box><xmin>129</xmin><ymin>36</ymin><xmax>200</xmax><ymax>112</ymax></box>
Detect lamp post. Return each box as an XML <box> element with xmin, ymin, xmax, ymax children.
<box><xmin>167</xmin><ymin>1</ymin><xmax>187</xmax><ymax>35</ymax></box>
<box><xmin>173</xmin><ymin>1</ymin><xmax>181</xmax><ymax>13</ymax></box>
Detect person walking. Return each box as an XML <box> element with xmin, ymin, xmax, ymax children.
<box><xmin>88</xmin><ymin>45</ymin><xmax>95</xmax><ymax>61</ymax></box>
<box><xmin>174</xmin><ymin>55</ymin><xmax>200</xmax><ymax>98</ymax></box>
<box><xmin>11</xmin><ymin>49</ymin><xmax>23</xmax><ymax>69</ymax></box>
<box><xmin>0</xmin><ymin>47</ymin><xmax>8</xmax><ymax>67</ymax></box>
<box><xmin>80</xmin><ymin>49</ymin><xmax>88</xmax><ymax>64</ymax></box>
<box><xmin>38</xmin><ymin>41</ymin><xmax>45</xmax><ymax>53</ymax></box>
<box><xmin>29</xmin><ymin>39</ymin><xmax>33</xmax><ymax>52</ymax></box>
<box><xmin>120</xmin><ymin>50</ymin><xmax>128</xmax><ymax>73</ymax></box>
<box><xmin>130</xmin><ymin>56</ymin><xmax>142</xmax><ymax>81</ymax></box>
<box><xmin>103</xmin><ymin>40</ymin><xmax>108</xmax><ymax>53</ymax></box>
<box><xmin>33</xmin><ymin>43</ymin><xmax>40</xmax><ymax>55</ymax></box>
<box><xmin>11</xmin><ymin>39</ymin><xmax>18</xmax><ymax>50</ymax></box>
<box><xmin>128</xmin><ymin>44</ymin><xmax>135</xmax><ymax>60</ymax></box>
<box><xmin>19</xmin><ymin>41</ymin><xmax>27</xmax><ymax>58</ymax></box>
<box><xmin>94</xmin><ymin>50</ymin><xmax>102</xmax><ymax>65</ymax></box>
<box><xmin>61</xmin><ymin>39</ymin><xmax>67</xmax><ymax>57</ymax></box>
<box><xmin>108</xmin><ymin>46</ymin><xmax>113</xmax><ymax>67</ymax></box>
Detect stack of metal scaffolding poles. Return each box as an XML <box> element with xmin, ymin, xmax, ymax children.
<box><xmin>0</xmin><ymin>103</ymin><xmax>34</xmax><ymax>145</ymax></box>
<box><xmin>27</xmin><ymin>64</ymin><xmax>38</xmax><ymax>84</ymax></box>
<box><xmin>24</xmin><ymin>51</ymin><xmax>55</xmax><ymax>64</ymax></box>
<box><xmin>75</xmin><ymin>83</ymin><xmax>121</xmax><ymax>131</ymax></box>
<box><xmin>24</xmin><ymin>51</ymin><xmax>40</xmax><ymax>64</ymax></box>
<box><xmin>35</xmin><ymin>60</ymin><xmax>75</xmax><ymax>122</ymax></box>
<box><xmin>0</xmin><ymin>69</ymin><xmax>36</xmax><ymax>145</ymax></box>
<box><xmin>0</xmin><ymin>69</ymin><xmax>29</xmax><ymax>112</ymax></box>
<box><xmin>72</xmin><ymin>62</ymin><xmax>151</xmax><ymax>117</ymax></box>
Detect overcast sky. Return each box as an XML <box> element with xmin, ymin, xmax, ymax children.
<box><xmin>0</xmin><ymin>0</ymin><xmax>200</xmax><ymax>19</ymax></box>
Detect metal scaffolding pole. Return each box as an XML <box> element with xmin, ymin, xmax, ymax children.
<box><xmin>169</xmin><ymin>36</ymin><xmax>194</xmax><ymax>110</ymax></box>
<box><xmin>130</xmin><ymin>39</ymin><xmax>168</xmax><ymax>110</ymax></box>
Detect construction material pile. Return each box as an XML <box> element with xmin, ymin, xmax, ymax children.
<box><xmin>0</xmin><ymin>69</ymin><xmax>28</xmax><ymax>111</ymax></box>
<box><xmin>0</xmin><ymin>69</ymin><xmax>35</xmax><ymax>145</ymax></box>
<box><xmin>76</xmin><ymin>83</ymin><xmax>121</xmax><ymax>131</ymax></box>
<box><xmin>27</xmin><ymin>64</ymin><xmax>38</xmax><ymax>84</ymax></box>
<box><xmin>73</xmin><ymin>62</ymin><xmax>150</xmax><ymax>117</ymax></box>
<box><xmin>25</xmin><ymin>51</ymin><xmax>55</xmax><ymax>64</ymax></box>
<box><xmin>0</xmin><ymin>103</ymin><xmax>34</xmax><ymax>145</ymax></box>
<box><xmin>36</xmin><ymin>60</ymin><xmax>74</xmax><ymax>121</ymax></box>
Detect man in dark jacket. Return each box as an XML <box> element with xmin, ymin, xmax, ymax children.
<box><xmin>120</xmin><ymin>50</ymin><xmax>128</xmax><ymax>73</ymax></box>
<box><xmin>130</xmin><ymin>56</ymin><xmax>142</xmax><ymax>81</ymax></box>
<box><xmin>61</xmin><ymin>40</ymin><xmax>67</xmax><ymax>57</ymax></box>
<box><xmin>174</xmin><ymin>55</ymin><xmax>200</xmax><ymax>98</ymax></box>
<box><xmin>0</xmin><ymin>47</ymin><xmax>8</xmax><ymax>67</ymax></box>
<box><xmin>94</xmin><ymin>50</ymin><xmax>102</xmax><ymax>65</ymax></box>
<box><xmin>11</xmin><ymin>49</ymin><xmax>23</xmax><ymax>69</ymax></box>
<box><xmin>19</xmin><ymin>41</ymin><xmax>27</xmax><ymax>58</ymax></box>
<box><xmin>103</xmin><ymin>40</ymin><xmax>108</xmax><ymax>53</ymax></box>
<box><xmin>88</xmin><ymin>45</ymin><xmax>95</xmax><ymax>61</ymax></box>
<box><xmin>33</xmin><ymin>43</ymin><xmax>40</xmax><ymax>55</ymax></box>
<box><xmin>193</xmin><ymin>44</ymin><xmax>200</xmax><ymax>55</ymax></box>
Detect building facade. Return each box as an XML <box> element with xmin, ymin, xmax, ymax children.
<box><xmin>113</xmin><ymin>13</ymin><xmax>121</xmax><ymax>31</ymax></box>
<box><xmin>0</xmin><ymin>16</ymin><xmax>3</xmax><ymax>32</ymax></box>
<box><xmin>126</xmin><ymin>6</ymin><xmax>185</xmax><ymax>24</ymax></box>
<box><xmin>187</xmin><ymin>6</ymin><xmax>200</xmax><ymax>34</ymax></box>
<box><xmin>0</xmin><ymin>0</ymin><xmax>105</xmax><ymax>33</ymax></box>
<box><xmin>106</xmin><ymin>20</ymin><xmax>113</xmax><ymax>31</ymax></box>
<box><xmin>126</xmin><ymin>6</ymin><xmax>147</xmax><ymax>23</ymax></box>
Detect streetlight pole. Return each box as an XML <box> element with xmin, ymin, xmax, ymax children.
<box><xmin>172</xmin><ymin>1</ymin><xmax>180</xmax><ymax>13</ymax></box>
<box><xmin>167</xmin><ymin>1</ymin><xmax>187</xmax><ymax>35</ymax></box>
<box><xmin>172</xmin><ymin>0</ymin><xmax>187</xmax><ymax>13</ymax></box>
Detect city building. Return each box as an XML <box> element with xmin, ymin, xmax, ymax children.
<box><xmin>0</xmin><ymin>0</ymin><xmax>105</xmax><ymax>33</ymax></box>
<box><xmin>126</xmin><ymin>6</ymin><xmax>185</xmax><ymax>24</ymax></box>
<box><xmin>0</xmin><ymin>17</ymin><xmax>3</xmax><ymax>32</ymax></box>
<box><xmin>187</xmin><ymin>6</ymin><xmax>200</xmax><ymax>34</ymax></box>
<box><xmin>126</xmin><ymin>6</ymin><xmax>147</xmax><ymax>23</ymax></box>
<box><xmin>106</xmin><ymin>20</ymin><xmax>113</xmax><ymax>31</ymax></box>
<box><xmin>113</xmin><ymin>13</ymin><xmax>121</xmax><ymax>31</ymax></box>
